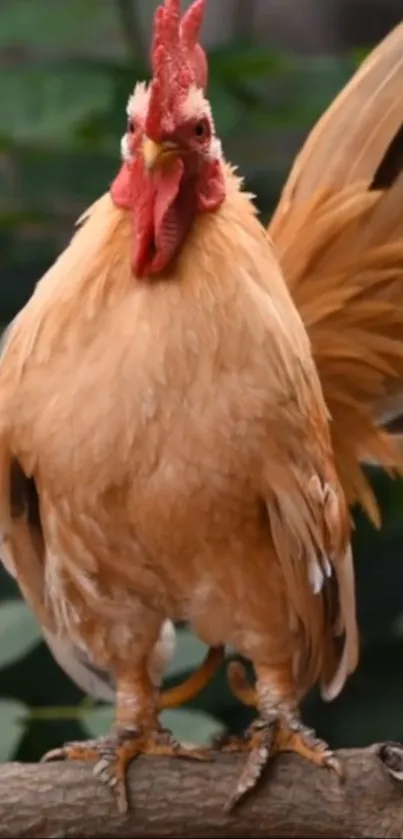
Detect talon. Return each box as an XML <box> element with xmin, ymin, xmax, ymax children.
<box><xmin>325</xmin><ymin>753</ymin><xmax>344</xmax><ymax>778</ymax></box>
<box><xmin>40</xmin><ymin>727</ymin><xmax>212</xmax><ymax>813</ymax></box>
<box><xmin>220</xmin><ymin>711</ymin><xmax>342</xmax><ymax>811</ymax></box>
<box><xmin>41</xmin><ymin>742</ymin><xmax>100</xmax><ymax>763</ymax></box>
<box><xmin>275</xmin><ymin>716</ymin><xmax>342</xmax><ymax>779</ymax></box>
<box><xmin>224</xmin><ymin>719</ymin><xmax>276</xmax><ymax>812</ymax></box>
<box><xmin>41</xmin><ymin>747</ymin><xmax>66</xmax><ymax>763</ymax></box>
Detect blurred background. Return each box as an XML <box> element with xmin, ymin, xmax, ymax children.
<box><xmin>0</xmin><ymin>0</ymin><xmax>403</xmax><ymax>764</ymax></box>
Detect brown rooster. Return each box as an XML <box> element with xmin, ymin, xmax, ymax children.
<box><xmin>40</xmin><ymin>19</ymin><xmax>403</xmax><ymax>715</ymax></box>
<box><xmin>0</xmin><ymin>0</ymin><xmax>358</xmax><ymax>813</ymax></box>
<box><xmin>35</xmin><ymin>13</ymin><xmax>403</xmax><ymax>738</ymax></box>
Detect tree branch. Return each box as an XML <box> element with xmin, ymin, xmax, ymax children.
<box><xmin>1</xmin><ymin>743</ymin><xmax>403</xmax><ymax>838</ymax></box>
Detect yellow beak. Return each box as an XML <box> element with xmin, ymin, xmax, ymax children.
<box><xmin>142</xmin><ymin>136</ymin><xmax>179</xmax><ymax>171</ymax></box>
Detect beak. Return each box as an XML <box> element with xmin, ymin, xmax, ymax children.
<box><xmin>142</xmin><ymin>137</ymin><xmax>179</xmax><ymax>171</ymax></box>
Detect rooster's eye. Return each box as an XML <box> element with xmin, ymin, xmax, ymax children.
<box><xmin>194</xmin><ymin>120</ymin><xmax>207</xmax><ymax>140</ymax></box>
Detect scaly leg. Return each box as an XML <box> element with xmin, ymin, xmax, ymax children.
<box><xmin>42</xmin><ymin>660</ymin><xmax>209</xmax><ymax>812</ymax></box>
<box><xmin>215</xmin><ymin>661</ymin><xmax>342</xmax><ymax>811</ymax></box>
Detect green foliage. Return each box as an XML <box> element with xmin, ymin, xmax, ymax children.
<box><xmin>0</xmin><ymin>700</ymin><xmax>27</xmax><ymax>762</ymax></box>
<box><xmin>83</xmin><ymin>703</ymin><xmax>226</xmax><ymax>744</ymax></box>
<box><xmin>0</xmin><ymin>0</ymin><xmax>402</xmax><ymax>767</ymax></box>
<box><xmin>0</xmin><ymin>599</ymin><xmax>41</xmax><ymax>669</ymax></box>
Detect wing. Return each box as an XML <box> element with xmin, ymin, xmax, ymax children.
<box><xmin>264</xmin><ymin>448</ymin><xmax>358</xmax><ymax>701</ymax></box>
<box><xmin>0</xmin><ymin>441</ymin><xmax>55</xmax><ymax>631</ymax></box>
<box><xmin>269</xmin><ymin>22</ymin><xmax>403</xmax><ymax>526</ymax></box>
<box><xmin>0</xmin><ymin>435</ymin><xmax>223</xmax><ymax>704</ymax></box>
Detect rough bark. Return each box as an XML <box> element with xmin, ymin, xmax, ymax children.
<box><xmin>1</xmin><ymin>743</ymin><xmax>403</xmax><ymax>838</ymax></box>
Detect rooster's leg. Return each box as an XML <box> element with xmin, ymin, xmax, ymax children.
<box><xmin>41</xmin><ymin>661</ymin><xmax>209</xmax><ymax>813</ymax></box>
<box><xmin>215</xmin><ymin>661</ymin><xmax>342</xmax><ymax>811</ymax></box>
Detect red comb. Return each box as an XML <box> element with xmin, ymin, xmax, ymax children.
<box><xmin>146</xmin><ymin>0</ymin><xmax>207</xmax><ymax>139</ymax></box>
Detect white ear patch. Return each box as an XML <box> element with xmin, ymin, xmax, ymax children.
<box><xmin>120</xmin><ymin>133</ymin><xmax>133</xmax><ymax>163</ymax></box>
<box><xmin>127</xmin><ymin>81</ymin><xmax>150</xmax><ymax>121</ymax></box>
<box><xmin>122</xmin><ymin>81</ymin><xmax>151</xmax><ymax>163</ymax></box>
<box><xmin>180</xmin><ymin>84</ymin><xmax>212</xmax><ymax>123</ymax></box>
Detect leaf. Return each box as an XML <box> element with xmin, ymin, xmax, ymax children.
<box><xmin>83</xmin><ymin>705</ymin><xmax>114</xmax><ymax>738</ymax></box>
<box><xmin>304</xmin><ymin>640</ymin><xmax>403</xmax><ymax>749</ymax></box>
<box><xmin>80</xmin><ymin>629</ymin><xmax>223</xmax><ymax>740</ymax></box>
<box><xmin>83</xmin><ymin>703</ymin><xmax>225</xmax><ymax>746</ymax></box>
<box><xmin>161</xmin><ymin>708</ymin><xmax>226</xmax><ymax>745</ymax></box>
<box><xmin>0</xmin><ymin>66</ymin><xmax>115</xmax><ymax>145</ymax></box>
<box><xmin>279</xmin><ymin>54</ymin><xmax>358</xmax><ymax>125</ymax></box>
<box><xmin>208</xmin><ymin>79</ymin><xmax>243</xmax><ymax>137</ymax></box>
<box><xmin>0</xmin><ymin>600</ymin><xmax>42</xmax><ymax>669</ymax></box>
<box><xmin>0</xmin><ymin>1</ymin><xmax>122</xmax><ymax>57</ymax></box>
<box><xmin>209</xmin><ymin>43</ymin><xmax>288</xmax><ymax>81</ymax></box>
<box><xmin>0</xmin><ymin>699</ymin><xmax>26</xmax><ymax>761</ymax></box>
<box><xmin>14</xmin><ymin>146</ymin><xmax>117</xmax><ymax>210</ymax></box>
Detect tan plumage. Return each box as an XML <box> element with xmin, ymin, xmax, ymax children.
<box><xmin>270</xmin><ymin>20</ymin><xmax>403</xmax><ymax>527</ymax></box>
<box><xmin>0</xmin><ymin>125</ymin><xmax>356</xmax><ymax>812</ymax></box>
<box><xmin>0</xmin><ymin>166</ymin><xmax>356</xmax><ymax>694</ymax></box>
<box><xmin>227</xmin><ymin>21</ymin><xmax>403</xmax><ymax>712</ymax></box>
<box><xmin>60</xmin><ymin>18</ymin><xmax>403</xmax><ymax>716</ymax></box>
<box><xmin>10</xmin><ymin>0</ymin><xmax>403</xmax><ymax>811</ymax></box>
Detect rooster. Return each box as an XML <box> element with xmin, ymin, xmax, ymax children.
<box><xmin>0</xmin><ymin>0</ymin><xmax>358</xmax><ymax>813</ymax></box>
<box><xmin>35</xmin><ymin>14</ymin><xmax>403</xmax><ymax>736</ymax></box>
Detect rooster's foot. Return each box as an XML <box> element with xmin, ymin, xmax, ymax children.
<box><xmin>273</xmin><ymin>715</ymin><xmax>342</xmax><ymax>775</ymax></box>
<box><xmin>214</xmin><ymin>711</ymin><xmax>342</xmax><ymax>811</ymax></box>
<box><xmin>41</xmin><ymin>725</ymin><xmax>209</xmax><ymax>813</ymax></box>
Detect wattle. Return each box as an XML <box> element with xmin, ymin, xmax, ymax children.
<box><xmin>110</xmin><ymin>158</ymin><xmax>189</xmax><ymax>278</ymax></box>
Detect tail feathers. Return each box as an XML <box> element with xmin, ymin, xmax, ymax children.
<box><xmin>269</xmin><ymin>178</ymin><xmax>403</xmax><ymax>525</ymax></box>
<box><xmin>320</xmin><ymin>544</ymin><xmax>359</xmax><ymax>702</ymax></box>
<box><xmin>377</xmin><ymin>393</ymin><xmax>403</xmax><ymax>436</ymax></box>
<box><xmin>270</xmin><ymin>21</ymin><xmax>403</xmax><ymax>216</ymax></box>
<box><xmin>268</xmin><ymin>22</ymin><xmax>403</xmax><ymax>526</ymax></box>
<box><xmin>265</xmin><ymin>462</ymin><xmax>357</xmax><ymax>699</ymax></box>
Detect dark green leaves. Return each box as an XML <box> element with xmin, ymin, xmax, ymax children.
<box><xmin>0</xmin><ymin>600</ymin><xmax>41</xmax><ymax>670</ymax></box>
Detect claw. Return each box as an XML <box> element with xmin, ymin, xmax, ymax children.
<box><xmin>215</xmin><ymin>712</ymin><xmax>343</xmax><ymax>811</ymax></box>
<box><xmin>41</xmin><ymin>747</ymin><xmax>65</xmax><ymax>763</ymax></box>
<box><xmin>41</xmin><ymin>741</ymin><xmax>101</xmax><ymax>763</ymax></box>
<box><xmin>40</xmin><ymin>727</ymin><xmax>210</xmax><ymax>813</ymax></box>
<box><xmin>275</xmin><ymin>716</ymin><xmax>344</xmax><ymax>780</ymax></box>
<box><xmin>223</xmin><ymin>721</ymin><xmax>276</xmax><ymax>812</ymax></box>
<box><xmin>323</xmin><ymin>752</ymin><xmax>343</xmax><ymax>778</ymax></box>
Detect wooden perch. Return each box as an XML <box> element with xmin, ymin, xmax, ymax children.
<box><xmin>1</xmin><ymin>743</ymin><xmax>403</xmax><ymax>838</ymax></box>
